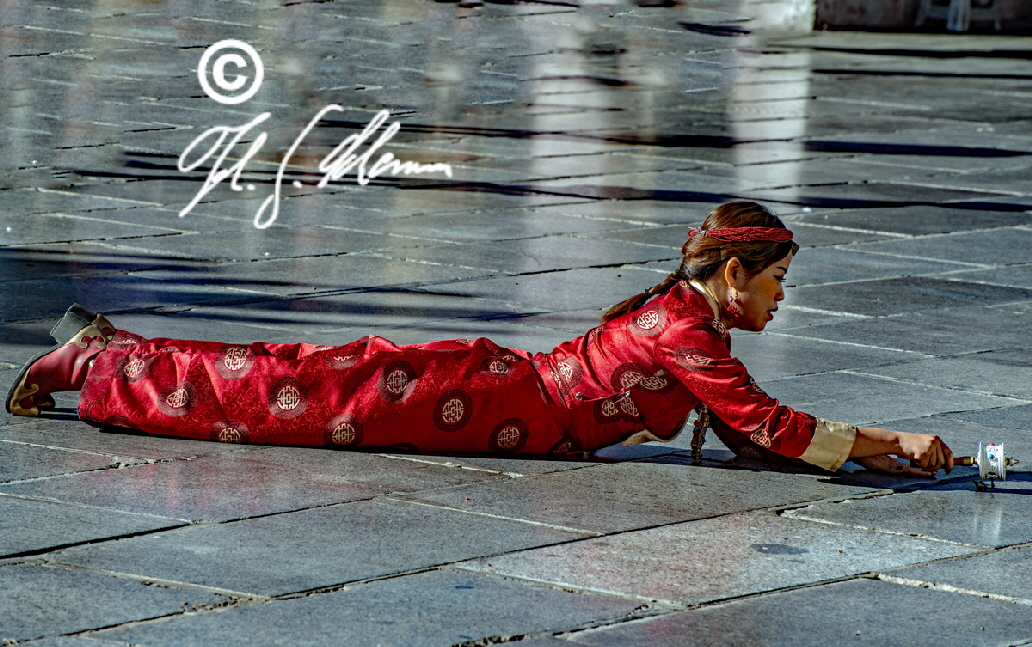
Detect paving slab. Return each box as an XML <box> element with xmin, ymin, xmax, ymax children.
<box><xmin>0</xmin><ymin>446</ymin><xmax>507</xmax><ymax>522</ymax></box>
<box><xmin>51</xmin><ymin>498</ymin><xmax>590</xmax><ymax>597</ymax></box>
<box><xmin>111</xmin><ymin>225</ymin><xmax>430</xmax><ymax>262</ymax></box>
<box><xmin>173</xmin><ymin>289</ymin><xmax>537</xmax><ymax>335</ymax></box>
<box><xmin>0</xmin><ymin>562</ymin><xmax>225</xmax><ymax>644</ymax></box>
<box><xmin>730</xmin><ymin>332</ymin><xmax>919</xmax><ymax>381</ymax></box>
<box><xmin>130</xmin><ymin>253</ymin><xmax>496</xmax><ymax>296</ymax></box>
<box><xmin>430</xmin><ymin>267</ymin><xmax>666</xmax><ymax>311</ymax></box>
<box><xmin>0</xmin><ymin>440</ymin><xmax>123</xmax><ymax>483</ymax></box>
<box><xmin>941</xmin><ymin>404</ymin><xmax>1032</xmax><ymax>431</ymax></box>
<box><xmin>566</xmin><ymin>578</ymin><xmax>1032</xmax><ymax>647</ymax></box>
<box><xmin>760</xmin><ymin>372</ymin><xmax>1016</xmax><ymax>427</ymax></box>
<box><xmin>897</xmin><ymin>546</ymin><xmax>1032</xmax><ymax>602</ymax></box>
<box><xmin>779</xmin><ymin>305</ymin><xmax>1032</xmax><ymax>356</ymax></box>
<box><xmin>861</xmin><ymin>349</ymin><xmax>1032</xmax><ymax>400</ymax></box>
<box><xmin>785</xmin><ymin>277</ymin><xmax>1032</xmax><ymax>318</ymax></box>
<box><xmin>0</xmin><ymin>211</ymin><xmax>180</xmax><ymax>246</ymax></box>
<box><xmin>781</xmin><ymin>246</ymin><xmax>973</xmax><ymax>288</ymax></box>
<box><xmin>383</xmin><ymin>236</ymin><xmax>675</xmax><ymax>274</ymax></box>
<box><xmin>94</xmin><ymin>569</ymin><xmax>635</xmax><ymax>647</ymax></box>
<box><xmin>402</xmin><ymin>459</ymin><xmax>877</xmax><ymax>535</ymax></box>
<box><xmin>843</xmin><ymin>227</ymin><xmax>1032</xmax><ymax>267</ymax></box>
<box><xmin>0</xmin><ymin>494</ymin><xmax>182</xmax><ymax>559</ymax></box>
<box><xmin>0</xmin><ymin>418</ymin><xmax>251</xmax><ymax>462</ymax></box>
<box><xmin>794</xmin><ymin>205</ymin><xmax>1032</xmax><ymax>236</ymax></box>
<box><xmin>785</xmin><ymin>473</ymin><xmax>1032</xmax><ymax>548</ymax></box>
<box><xmin>458</xmin><ymin>512</ymin><xmax>975</xmax><ymax>604</ymax></box>
<box><xmin>949</xmin><ymin>264</ymin><xmax>1032</xmax><ymax>289</ymax></box>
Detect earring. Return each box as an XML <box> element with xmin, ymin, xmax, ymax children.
<box><xmin>724</xmin><ymin>288</ymin><xmax>743</xmax><ymax>320</ymax></box>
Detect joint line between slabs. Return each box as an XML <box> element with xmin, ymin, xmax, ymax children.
<box><xmin>385</xmin><ymin>495</ymin><xmax>601</xmax><ymax>536</ymax></box>
<box><xmin>759</xmin><ymin>330</ymin><xmax>931</xmax><ymax>355</ymax></box>
<box><xmin>781</xmin><ymin>512</ymin><xmax>992</xmax><ymax>550</ymax></box>
<box><xmin>840</xmin><ymin>370</ymin><xmax>1032</xmax><ymax>403</ymax></box>
<box><xmin>371</xmin><ymin>452</ymin><xmax>526</xmax><ymax>478</ymax></box>
<box><xmin>878</xmin><ymin>574</ymin><xmax>1032</xmax><ymax>606</ymax></box>
<box><xmin>34</xmin><ymin>560</ymin><xmax>269</xmax><ymax>601</ymax></box>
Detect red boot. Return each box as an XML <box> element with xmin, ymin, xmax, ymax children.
<box><xmin>6</xmin><ymin>323</ymin><xmax>108</xmax><ymax>416</ymax></box>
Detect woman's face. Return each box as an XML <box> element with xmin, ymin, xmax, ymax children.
<box><xmin>732</xmin><ymin>251</ymin><xmax>793</xmax><ymax>331</ymax></box>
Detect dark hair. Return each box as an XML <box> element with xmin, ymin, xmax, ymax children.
<box><xmin>601</xmin><ymin>201</ymin><xmax>799</xmax><ymax>324</ymax></box>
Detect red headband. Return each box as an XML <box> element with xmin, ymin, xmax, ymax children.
<box><xmin>686</xmin><ymin>226</ymin><xmax>794</xmax><ymax>243</ymax></box>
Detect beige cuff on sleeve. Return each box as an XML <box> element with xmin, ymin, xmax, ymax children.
<box><xmin>797</xmin><ymin>419</ymin><xmax>857</xmax><ymax>472</ymax></box>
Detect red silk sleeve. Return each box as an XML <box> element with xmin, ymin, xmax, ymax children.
<box><xmin>655</xmin><ymin>319</ymin><xmax>818</xmax><ymax>460</ymax></box>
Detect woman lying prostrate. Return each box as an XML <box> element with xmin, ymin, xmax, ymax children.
<box><xmin>6</xmin><ymin>201</ymin><xmax>953</xmax><ymax>477</ymax></box>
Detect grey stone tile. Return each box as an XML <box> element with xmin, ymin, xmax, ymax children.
<box><xmin>0</xmin><ymin>418</ymin><xmax>252</xmax><ymax>462</ymax></box>
<box><xmin>375</xmin><ymin>452</ymin><xmax>592</xmax><ymax>477</ymax></box>
<box><xmin>900</xmin><ymin>547</ymin><xmax>1032</xmax><ymax>601</ymax></box>
<box><xmin>747</xmin><ymin>181</ymin><xmax>1005</xmax><ymax>208</ymax></box>
<box><xmin>459</xmin><ymin>512</ymin><xmax>975</xmax><ymax>604</ymax></box>
<box><xmin>949</xmin><ymin>264</ymin><xmax>1032</xmax><ymax>289</ymax></box>
<box><xmin>0</xmin><ymin>212</ymin><xmax>179</xmax><ymax>246</ymax></box>
<box><xmin>0</xmin><ymin>243</ymin><xmax>202</xmax><ymax>283</ymax></box>
<box><xmin>174</xmin><ymin>289</ymin><xmax>536</xmax><ymax>335</ymax></box>
<box><xmin>781</xmin><ymin>305</ymin><xmax>1032</xmax><ymax>356</ymax></box>
<box><xmin>785</xmin><ymin>473</ymin><xmax>1032</xmax><ymax>548</ymax></box>
<box><xmin>752</xmin><ymin>304</ymin><xmax>868</xmax><ymax>332</ymax></box>
<box><xmin>531</xmin><ymin>200</ymin><xmax>720</xmax><ymax>227</ymax></box>
<box><xmin>787</xmin><ymin>277</ymin><xmax>1032</xmax><ymax>317</ymax></box>
<box><xmin>0</xmin><ymin>495</ymin><xmax>182</xmax><ymax>558</ymax></box>
<box><xmin>3</xmin><ymin>638</ymin><xmax>111</xmax><ymax>647</ymax></box>
<box><xmin>861</xmin><ymin>349</ymin><xmax>1032</xmax><ymax>400</ymax></box>
<box><xmin>382</xmin><ymin>236</ymin><xmax>674</xmax><ymax>274</ymax></box>
<box><xmin>568</xmin><ymin>578</ymin><xmax>1032</xmax><ymax>647</ymax></box>
<box><xmin>731</xmin><ymin>332</ymin><xmax>918</xmax><ymax>381</ymax></box>
<box><xmin>52</xmin><ymin>498</ymin><xmax>590</xmax><ymax>597</ymax></box>
<box><xmin>0</xmin><ymin>447</ymin><xmax>507</xmax><ymax>522</ymax></box>
<box><xmin>843</xmin><ymin>227</ymin><xmax>1032</xmax><ymax>266</ymax></box>
<box><xmin>941</xmin><ymin>404</ymin><xmax>1032</xmax><ymax>432</ymax></box>
<box><xmin>782</xmin><ymin>247</ymin><xmax>971</xmax><ymax>288</ymax></box>
<box><xmin>407</xmin><ymin>459</ymin><xmax>877</xmax><ymax>535</ymax></box>
<box><xmin>760</xmin><ymin>372</ymin><xmax>1016</xmax><ymax>427</ymax></box>
<box><xmin>95</xmin><ymin>569</ymin><xmax>634</xmax><ymax>647</ymax></box>
<box><xmin>0</xmin><ymin>440</ymin><xmax>122</xmax><ymax>483</ymax></box>
<box><xmin>430</xmin><ymin>267</ymin><xmax>665</xmax><ymax>311</ymax></box>
<box><xmin>0</xmin><ymin>563</ymin><xmax>224</xmax><ymax>644</ymax></box>
<box><xmin>340</xmin><ymin>208</ymin><xmax>628</xmax><ymax>242</ymax></box>
<box><xmin>112</xmin><ymin>225</ymin><xmax>430</xmax><ymax>261</ymax></box>
<box><xmin>794</xmin><ymin>206</ymin><xmax>1032</xmax><ymax>236</ymax></box>
<box><xmin>0</xmin><ymin>273</ymin><xmax>258</xmax><ymax>323</ymax></box>
<box><xmin>131</xmin><ymin>253</ymin><xmax>495</xmax><ymax>296</ymax></box>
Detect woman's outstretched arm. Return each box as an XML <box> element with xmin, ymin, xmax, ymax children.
<box><xmin>850</xmin><ymin>427</ymin><xmax>954</xmax><ymax>476</ymax></box>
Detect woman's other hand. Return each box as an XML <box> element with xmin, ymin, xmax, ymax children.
<box><xmin>851</xmin><ymin>427</ymin><xmax>953</xmax><ymax>475</ymax></box>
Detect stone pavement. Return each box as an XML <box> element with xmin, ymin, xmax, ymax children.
<box><xmin>2</xmin><ymin>2</ymin><xmax>1032</xmax><ymax>645</ymax></box>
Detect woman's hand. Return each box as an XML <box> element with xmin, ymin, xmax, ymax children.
<box><xmin>850</xmin><ymin>427</ymin><xmax>953</xmax><ymax>475</ymax></box>
<box><xmin>851</xmin><ymin>455</ymin><xmax>940</xmax><ymax>477</ymax></box>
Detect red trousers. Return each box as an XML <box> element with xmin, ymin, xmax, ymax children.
<box><xmin>79</xmin><ymin>331</ymin><xmax>580</xmax><ymax>455</ymax></box>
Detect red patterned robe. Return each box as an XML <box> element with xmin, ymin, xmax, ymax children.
<box><xmin>78</xmin><ymin>281</ymin><xmax>856</xmax><ymax>470</ymax></box>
